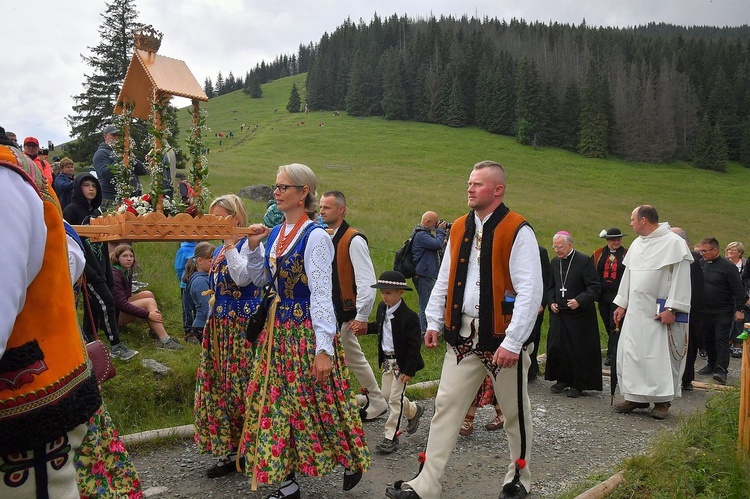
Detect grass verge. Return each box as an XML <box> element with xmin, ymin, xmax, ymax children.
<box><xmin>559</xmin><ymin>389</ymin><xmax>750</xmax><ymax>497</ymax></box>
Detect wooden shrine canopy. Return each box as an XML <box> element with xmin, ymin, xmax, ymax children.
<box><xmin>114</xmin><ymin>48</ymin><xmax>208</xmax><ymax>119</ymax></box>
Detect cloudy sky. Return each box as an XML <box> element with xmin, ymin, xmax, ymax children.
<box><xmin>3</xmin><ymin>0</ymin><xmax>748</xmax><ymax>146</ymax></box>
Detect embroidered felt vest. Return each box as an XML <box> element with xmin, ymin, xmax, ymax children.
<box><xmin>444</xmin><ymin>205</ymin><xmax>528</xmax><ymax>351</ymax></box>
<box><xmin>210</xmin><ymin>238</ymin><xmax>262</xmax><ymax>320</ymax></box>
<box><xmin>0</xmin><ymin>145</ymin><xmax>101</xmax><ymax>454</ymax></box>
<box><xmin>265</xmin><ymin>222</ymin><xmax>320</xmax><ymax>325</ymax></box>
<box><xmin>331</xmin><ymin>221</ymin><xmax>366</xmax><ymax>324</ymax></box>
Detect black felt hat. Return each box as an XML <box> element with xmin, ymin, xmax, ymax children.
<box><xmin>599</xmin><ymin>227</ymin><xmax>625</xmax><ymax>239</ymax></box>
<box><xmin>371</xmin><ymin>270</ymin><xmax>413</xmax><ymax>290</ymax></box>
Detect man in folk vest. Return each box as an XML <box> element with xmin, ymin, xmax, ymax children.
<box><xmin>0</xmin><ymin>134</ymin><xmax>101</xmax><ymax>498</ymax></box>
<box><xmin>387</xmin><ymin>160</ymin><xmax>542</xmax><ymax>499</ymax></box>
<box><xmin>591</xmin><ymin>227</ymin><xmax>628</xmax><ymax>366</ymax></box>
<box><xmin>319</xmin><ymin>190</ymin><xmax>388</xmax><ymax>420</ymax></box>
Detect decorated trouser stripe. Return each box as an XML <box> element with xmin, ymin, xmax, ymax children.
<box><xmin>0</xmin><ymin>423</ymin><xmax>87</xmax><ymax>499</ymax></box>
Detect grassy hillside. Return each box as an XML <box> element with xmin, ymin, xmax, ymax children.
<box><xmin>104</xmin><ymin>74</ymin><xmax>749</xmax><ymax>435</ymax></box>
<box><xmin>180</xmin><ymin>73</ymin><xmax>748</xmax><ymax>267</ymax></box>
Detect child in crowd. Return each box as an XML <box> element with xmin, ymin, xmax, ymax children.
<box><xmin>363</xmin><ymin>270</ymin><xmax>425</xmax><ymax>454</ymax></box>
<box><xmin>182</xmin><ymin>242</ymin><xmax>215</xmax><ymax>344</ymax></box>
<box><xmin>459</xmin><ymin>376</ymin><xmax>505</xmax><ymax>436</ymax></box>
<box><xmin>110</xmin><ymin>244</ymin><xmax>184</xmax><ymax>350</ymax></box>
<box><xmin>175</xmin><ymin>240</ymin><xmax>197</xmax><ymax>338</ymax></box>
<box><xmin>63</xmin><ymin>172</ymin><xmax>138</xmax><ymax>361</ymax></box>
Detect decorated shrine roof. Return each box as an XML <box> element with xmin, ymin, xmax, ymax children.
<box><xmin>115</xmin><ymin>49</ymin><xmax>208</xmax><ymax>119</ymax></box>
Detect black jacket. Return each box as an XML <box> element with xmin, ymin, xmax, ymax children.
<box><xmin>62</xmin><ymin>173</ymin><xmax>111</xmax><ymax>287</ymax></box>
<box><xmin>366</xmin><ymin>300</ymin><xmax>424</xmax><ymax>377</ymax></box>
<box><xmin>700</xmin><ymin>256</ymin><xmax>746</xmax><ymax>313</ymax></box>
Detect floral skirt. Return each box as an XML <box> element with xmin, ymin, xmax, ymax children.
<box><xmin>74</xmin><ymin>404</ymin><xmax>142</xmax><ymax>498</ymax></box>
<box><xmin>471</xmin><ymin>375</ymin><xmax>498</xmax><ymax>408</ymax></box>
<box><xmin>240</xmin><ymin>318</ymin><xmax>371</xmax><ymax>486</ymax></box>
<box><xmin>194</xmin><ymin>314</ymin><xmax>254</xmax><ymax>456</ymax></box>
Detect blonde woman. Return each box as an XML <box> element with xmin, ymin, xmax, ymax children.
<box><xmin>194</xmin><ymin>194</ymin><xmax>262</xmax><ymax>477</ymax></box>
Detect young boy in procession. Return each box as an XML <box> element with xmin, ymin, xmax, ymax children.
<box><xmin>361</xmin><ymin>270</ymin><xmax>425</xmax><ymax>454</ymax></box>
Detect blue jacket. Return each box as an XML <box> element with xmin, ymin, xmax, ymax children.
<box><xmin>411</xmin><ymin>225</ymin><xmax>447</xmax><ymax>278</ymax></box>
<box><xmin>184</xmin><ymin>271</ymin><xmax>211</xmax><ymax>328</ymax></box>
<box><xmin>174</xmin><ymin>241</ymin><xmax>197</xmax><ymax>289</ymax></box>
<box><xmin>53</xmin><ymin>173</ymin><xmax>75</xmax><ymax>210</ymax></box>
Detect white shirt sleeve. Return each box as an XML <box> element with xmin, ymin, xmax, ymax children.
<box><xmin>66</xmin><ymin>234</ymin><xmax>86</xmax><ymax>285</ymax></box>
<box><xmin>502</xmin><ymin>225</ymin><xmax>543</xmax><ymax>354</ymax></box>
<box><xmin>225</xmin><ymin>242</ymin><xmax>254</xmax><ymax>287</ymax></box>
<box><xmin>0</xmin><ymin>169</ymin><xmax>46</xmax><ymax>359</ymax></box>
<box><xmin>304</xmin><ymin>228</ymin><xmax>337</xmax><ymax>356</ymax></box>
<box><xmin>240</xmin><ymin>241</ymin><xmax>269</xmax><ymax>286</ymax></box>
<box><xmin>349</xmin><ymin>235</ymin><xmax>377</xmax><ymax>322</ymax></box>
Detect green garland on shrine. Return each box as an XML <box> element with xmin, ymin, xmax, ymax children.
<box><xmin>110</xmin><ymin>102</ymin><xmax>136</xmax><ymax>207</ymax></box>
<box><xmin>146</xmin><ymin>94</ymin><xmax>170</xmax><ymax>203</ymax></box>
<box><xmin>186</xmin><ymin>106</ymin><xmax>210</xmax><ymax>213</ymax></box>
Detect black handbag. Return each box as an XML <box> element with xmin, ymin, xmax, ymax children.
<box><xmin>245</xmin><ymin>283</ymin><xmax>277</xmax><ymax>342</ymax></box>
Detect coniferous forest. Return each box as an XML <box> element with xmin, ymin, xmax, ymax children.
<box><xmin>220</xmin><ymin>15</ymin><xmax>750</xmax><ymax>170</ymax></box>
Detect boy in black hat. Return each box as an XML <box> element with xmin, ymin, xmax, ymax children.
<box><xmin>592</xmin><ymin>227</ymin><xmax>628</xmax><ymax>366</ymax></box>
<box><xmin>361</xmin><ymin>270</ymin><xmax>425</xmax><ymax>453</ymax></box>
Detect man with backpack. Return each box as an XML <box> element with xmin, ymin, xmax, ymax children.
<box><xmin>411</xmin><ymin>211</ymin><xmax>448</xmax><ymax>335</ymax></box>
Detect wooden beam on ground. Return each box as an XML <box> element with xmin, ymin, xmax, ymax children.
<box><xmin>574</xmin><ymin>470</ymin><xmax>625</xmax><ymax>499</ymax></box>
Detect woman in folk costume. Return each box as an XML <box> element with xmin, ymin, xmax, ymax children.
<box><xmin>240</xmin><ymin>164</ymin><xmax>370</xmax><ymax>499</ymax></box>
<box><xmin>194</xmin><ymin>194</ymin><xmax>262</xmax><ymax>477</ymax></box>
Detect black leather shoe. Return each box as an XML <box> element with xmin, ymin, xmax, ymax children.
<box><xmin>265</xmin><ymin>488</ymin><xmax>301</xmax><ymax>499</ymax></box>
<box><xmin>343</xmin><ymin>469</ymin><xmax>362</xmax><ymax>491</ymax></box>
<box><xmin>697</xmin><ymin>364</ymin><xmax>715</xmax><ymax>375</ymax></box>
<box><xmin>499</xmin><ymin>482</ymin><xmax>528</xmax><ymax>498</ymax></box>
<box><xmin>206</xmin><ymin>456</ymin><xmax>245</xmax><ymax>478</ymax></box>
<box><xmin>385</xmin><ymin>485</ymin><xmax>422</xmax><ymax>498</ymax></box>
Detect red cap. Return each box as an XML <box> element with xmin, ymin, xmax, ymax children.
<box><xmin>23</xmin><ymin>137</ymin><xmax>39</xmax><ymax>146</ymax></box>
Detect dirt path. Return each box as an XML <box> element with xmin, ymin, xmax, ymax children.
<box><xmin>130</xmin><ymin>361</ymin><xmax>734</xmax><ymax>498</ymax></box>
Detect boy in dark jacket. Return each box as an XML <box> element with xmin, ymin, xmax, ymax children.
<box><xmin>62</xmin><ymin>172</ymin><xmax>138</xmax><ymax>361</ymax></box>
<box><xmin>363</xmin><ymin>271</ymin><xmax>425</xmax><ymax>454</ymax></box>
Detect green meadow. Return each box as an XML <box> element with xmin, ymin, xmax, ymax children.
<box><xmin>99</xmin><ymin>74</ymin><xmax>749</xmax><ymax>493</ymax></box>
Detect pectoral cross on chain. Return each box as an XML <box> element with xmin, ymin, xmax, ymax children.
<box><xmin>560</xmin><ymin>286</ymin><xmax>567</xmax><ymax>297</ymax></box>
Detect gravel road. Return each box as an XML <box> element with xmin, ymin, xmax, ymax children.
<box><xmin>129</xmin><ymin>361</ymin><xmax>733</xmax><ymax>498</ymax></box>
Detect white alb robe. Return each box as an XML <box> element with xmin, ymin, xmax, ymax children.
<box><xmin>614</xmin><ymin>223</ymin><xmax>694</xmax><ymax>403</ymax></box>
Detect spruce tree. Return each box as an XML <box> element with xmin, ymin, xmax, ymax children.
<box><xmin>204</xmin><ymin>77</ymin><xmax>215</xmax><ymax>98</ymax></box>
<box><xmin>287</xmin><ymin>83</ymin><xmax>301</xmax><ymax>113</ymax></box>
<box><xmin>380</xmin><ymin>49</ymin><xmax>408</xmax><ymax>120</ymax></box>
<box><xmin>67</xmin><ymin>0</ymin><xmax>143</xmax><ymax>163</ymax></box>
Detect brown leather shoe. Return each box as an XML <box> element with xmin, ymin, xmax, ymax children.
<box><xmin>459</xmin><ymin>418</ymin><xmax>474</xmax><ymax>436</ymax></box>
<box><xmin>485</xmin><ymin>415</ymin><xmax>505</xmax><ymax>431</ymax></box>
<box><xmin>650</xmin><ymin>402</ymin><xmax>671</xmax><ymax>419</ymax></box>
<box><xmin>614</xmin><ymin>400</ymin><xmax>650</xmax><ymax>413</ymax></box>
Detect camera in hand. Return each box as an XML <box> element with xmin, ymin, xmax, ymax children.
<box><xmin>438</xmin><ymin>219</ymin><xmax>452</xmax><ymax>230</ymax></box>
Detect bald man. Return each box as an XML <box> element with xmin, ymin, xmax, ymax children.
<box><xmin>411</xmin><ymin>211</ymin><xmax>447</xmax><ymax>334</ymax></box>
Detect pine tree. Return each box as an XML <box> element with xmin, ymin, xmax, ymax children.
<box><xmin>578</xmin><ymin>59</ymin><xmax>610</xmax><ymax>158</ymax></box>
<box><xmin>380</xmin><ymin>49</ymin><xmax>408</xmax><ymax>120</ymax></box>
<box><xmin>67</xmin><ymin>0</ymin><xmax>143</xmax><ymax>162</ymax></box>
<box><xmin>214</xmin><ymin>71</ymin><xmax>224</xmax><ymax>96</ymax></box>
<box><xmin>287</xmin><ymin>83</ymin><xmax>301</xmax><ymax>113</ymax></box>
<box><xmin>740</xmin><ymin>120</ymin><xmax>750</xmax><ymax>168</ymax></box>
<box><xmin>244</xmin><ymin>75</ymin><xmax>262</xmax><ymax>98</ymax></box>
<box><xmin>204</xmin><ymin>77</ymin><xmax>215</xmax><ymax>98</ymax></box>
<box><xmin>693</xmin><ymin>114</ymin><xmax>728</xmax><ymax>172</ymax></box>
<box><xmin>443</xmin><ymin>73</ymin><xmax>468</xmax><ymax>127</ymax></box>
